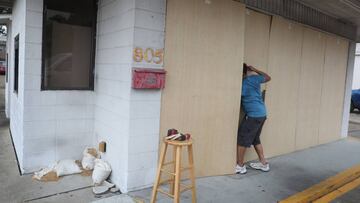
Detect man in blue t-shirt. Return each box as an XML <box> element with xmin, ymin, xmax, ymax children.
<box><xmin>235</xmin><ymin>63</ymin><xmax>271</xmax><ymax>174</ymax></box>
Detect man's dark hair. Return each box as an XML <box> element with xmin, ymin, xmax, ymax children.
<box><xmin>243</xmin><ymin>63</ymin><xmax>249</xmax><ymax>76</ymax></box>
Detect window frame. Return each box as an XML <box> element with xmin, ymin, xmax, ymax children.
<box><xmin>14</xmin><ymin>34</ymin><xmax>19</xmax><ymax>94</ymax></box>
<box><xmin>41</xmin><ymin>0</ymin><xmax>98</xmax><ymax>91</ymax></box>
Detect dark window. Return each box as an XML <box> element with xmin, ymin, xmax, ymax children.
<box><xmin>14</xmin><ymin>34</ymin><xmax>19</xmax><ymax>93</ymax></box>
<box><xmin>42</xmin><ymin>0</ymin><xmax>97</xmax><ymax>90</ymax></box>
<box><xmin>6</xmin><ymin>53</ymin><xmax>8</xmax><ymax>83</ymax></box>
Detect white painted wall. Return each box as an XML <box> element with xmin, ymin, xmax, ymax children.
<box><xmin>94</xmin><ymin>0</ymin><xmax>134</xmax><ymax>192</ymax></box>
<box><xmin>94</xmin><ymin>0</ymin><xmax>165</xmax><ymax>192</ymax></box>
<box><xmin>19</xmin><ymin>0</ymin><xmax>95</xmax><ymax>173</ymax></box>
<box><xmin>127</xmin><ymin>0</ymin><xmax>165</xmax><ymax>191</ymax></box>
<box><xmin>9</xmin><ymin>0</ymin><xmax>27</xmax><ymax>170</ymax></box>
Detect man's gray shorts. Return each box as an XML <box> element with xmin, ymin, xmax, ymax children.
<box><xmin>237</xmin><ymin>116</ymin><xmax>266</xmax><ymax>147</ymax></box>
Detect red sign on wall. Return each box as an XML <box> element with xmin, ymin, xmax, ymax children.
<box><xmin>132</xmin><ymin>68</ymin><xmax>166</xmax><ymax>89</ymax></box>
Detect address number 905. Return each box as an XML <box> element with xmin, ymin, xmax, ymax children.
<box><xmin>133</xmin><ymin>47</ymin><xmax>164</xmax><ymax>65</ymax></box>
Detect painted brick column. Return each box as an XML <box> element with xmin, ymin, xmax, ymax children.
<box><xmin>127</xmin><ymin>0</ymin><xmax>166</xmax><ymax>191</ymax></box>
<box><xmin>95</xmin><ymin>0</ymin><xmax>166</xmax><ymax>192</ymax></box>
<box><xmin>94</xmin><ymin>0</ymin><xmax>135</xmax><ymax>193</ymax></box>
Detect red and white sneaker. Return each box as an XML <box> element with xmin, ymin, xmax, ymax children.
<box><xmin>166</xmin><ymin>129</ymin><xmax>191</xmax><ymax>141</ymax></box>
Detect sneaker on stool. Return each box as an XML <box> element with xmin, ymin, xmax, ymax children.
<box><xmin>235</xmin><ymin>164</ymin><xmax>247</xmax><ymax>174</ymax></box>
<box><xmin>249</xmin><ymin>162</ymin><xmax>270</xmax><ymax>172</ymax></box>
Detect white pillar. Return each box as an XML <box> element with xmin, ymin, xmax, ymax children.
<box><xmin>341</xmin><ymin>42</ymin><xmax>356</xmax><ymax>138</ymax></box>
<box><xmin>94</xmin><ymin>0</ymin><xmax>166</xmax><ymax>192</ymax></box>
<box><xmin>127</xmin><ymin>0</ymin><xmax>166</xmax><ymax>191</ymax></box>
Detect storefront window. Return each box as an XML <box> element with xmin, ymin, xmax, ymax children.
<box><xmin>42</xmin><ymin>0</ymin><xmax>97</xmax><ymax>90</ymax></box>
<box><xmin>14</xmin><ymin>34</ymin><xmax>19</xmax><ymax>93</ymax></box>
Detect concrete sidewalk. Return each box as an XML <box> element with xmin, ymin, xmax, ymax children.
<box><xmin>127</xmin><ymin>138</ymin><xmax>360</xmax><ymax>203</ymax></box>
<box><xmin>333</xmin><ymin>183</ymin><xmax>360</xmax><ymax>203</ymax></box>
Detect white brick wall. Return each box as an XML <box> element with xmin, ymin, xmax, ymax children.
<box><xmin>94</xmin><ymin>0</ymin><xmax>165</xmax><ymax>192</ymax></box>
<box><xmin>9</xmin><ymin>0</ymin><xmax>27</xmax><ymax>171</ymax></box>
<box><xmin>94</xmin><ymin>0</ymin><xmax>134</xmax><ymax>192</ymax></box>
<box><xmin>9</xmin><ymin>0</ymin><xmax>96</xmax><ymax>172</ymax></box>
<box><xmin>8</xmin><ymin>0</ymin><xmax>166</xmax><ymax>191</ymax></box>
<box><xmin>125</xmin><ymin>0</ymin><xmax>165</xmax><ymax>191</ymax></box>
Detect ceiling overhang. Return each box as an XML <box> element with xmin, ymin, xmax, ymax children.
<box><xmin>296</xmin><ymin>0</ymin><xmax>360</xmax><ymax>42</ymax></box>
<box><xmin>238</xmin><ymin>0</ymin><xmax>360</xmax><ymax>42</ymax></box>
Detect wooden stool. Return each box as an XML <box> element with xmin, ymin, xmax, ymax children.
<box><xmin>151</xmin><ymin>138</ymin><xmax>196</xmax><ymax>203</ymax></box>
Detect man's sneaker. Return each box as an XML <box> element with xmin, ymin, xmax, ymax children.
<box><xmin>249</xmin><ymin>162</ymin><xmax>270</xmax><ymax>172</ymax></box>
<box><xmin>235</xmin><ymin>164</ymin><xmax>247</xmax><ymax>174</ymax></box>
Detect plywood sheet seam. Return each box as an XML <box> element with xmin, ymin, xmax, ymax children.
<box><xmin>317</xmin><ymin>35</ymin><xmax>328</xmax><ymax>145</ymax></box>
<box><xmin>293</xmin><ymin>28</ymin><xmax>305</xmax><ymax>149</ymax></box>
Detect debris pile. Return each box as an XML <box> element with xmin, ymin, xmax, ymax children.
<box><xmin>33</xmin><ymin>159</ymin><xmax>83</xmax><ymax>182</ymax></box>
<box><xmin>55</xmin><ymin>159</ymin><xmax>82</xmax><ymax>177</ymax></box>
<box><xmin>93</xmin><ymin>180</ymin><xmax>120</xmax><ymax>195</ymax></box>
<box><xmin>33</xmin><ymin>167</ymin><xmax>59</xmax><ymax>182</ymax></box>
<box><xmin>32</xmin><ymin>147</ymin><xmax>119</xmax><ymax>195</ymax></box>
<box><xmin>92</xmin><ymin>159</ymin><xmax>112</xmax><ymax>185</ymax></box>
<box><xmin>82</xmin><ymin>147</ymin><xmax>98</xmax><ymax>170</ymax></box>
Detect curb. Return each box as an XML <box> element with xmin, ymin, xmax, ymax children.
<box><xmin>279</xmin><ymin>164</ymin><xmax>360</xmax><ymax>203</ymax></box>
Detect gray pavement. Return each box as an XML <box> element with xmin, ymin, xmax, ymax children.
<box><xmin>333</xmin><ymin>186</ymin><xmax>360</xmax><ymax>203</ymax></box>
<box><xmin>330</xmin><ymin>114</ymin><xmax>360</xmax><ymax>203</ymax></box>
<box><xmin>129</xmin><ymin>138</ymin><xmax>360</xmax><ymax>203</ymax></box>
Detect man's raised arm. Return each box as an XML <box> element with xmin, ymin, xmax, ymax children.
<box><xmin>248</xmin><ymin>65</ymin><xmax>271</xmax><ymax>82</ymax></box>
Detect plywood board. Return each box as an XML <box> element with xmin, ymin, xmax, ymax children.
<box><xmin>319</xmin><ymin>35</ymin><xmax>349</xmax><ymax>144</ymax></box>
<box><xmin>295</xmin><ymin>28</ymin><xmax>326</xmax><ymax>150</ymax></box>
<box><xmin>160</xmin><ymin>0</ymin><xmax>246</xmax><ymax>177</ymax></box>
<box><xmin>244</xmin><ymin>9</ymin><xmax>271</xmax><ymax>72</ymax></box>
<box><xmin>243</xmin><ymin>9</ymin><xmax>271</xmax><ymax>161</ymax></box>
<box><xmin>261</xmin><ymin>17</ymin><xmax>303</xmax><ymax>157</ymax></box>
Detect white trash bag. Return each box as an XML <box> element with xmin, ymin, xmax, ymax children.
<box><xmin>55</xmin><ymin>159</ymin><xmax>82</xmax><ymax>177</ymax></box>
<box><xmin>92</xmin><ymin>159</ymin><xmax>112</xmax><ymax>185</ymax></box>
<box><xmin>82</xmin><ymin>147</ymin><xmax>98</xmax><ymax>170</ymax></box>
